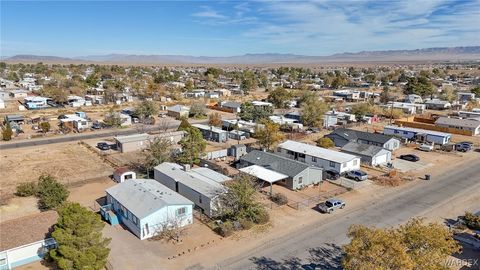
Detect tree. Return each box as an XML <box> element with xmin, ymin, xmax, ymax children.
<box><xmin>103</xmin><ymin>109</ymin><xmax>122</xmax><ymax>127</ymax></box>
<box><xmin>151</xmin><ymin>217</ymin><xmax>188</xmax><ymax>243</ymax></box>
<box><xmin>177</xmin><ymin>116</ymin><xmax>191</xmax><ymax>131</ymax></box>
<box><xmin>404</xmin><ymin>76</ymin><xmax>435</xmax><ymax>97</ymax></box>
<box><xmin>441</xmin><ymin>85</ymin><xmax>456</xmax><ymax>102</ymax></box>
<box><xmin>267</xmin><ymin>87</ymin><xmax>292</xmax><ymax>108</ymax></box>
<box><xmin>37</xmin><ymin>174</ymin><xmax>69</xmax><ymax>210</ymax></box>
<box><xmin>351</xmin><ymin>103</ymin><xmax>374</xmax><ymax>120</ymax></box>
<box><xmin>254</xmin><ymin>120</ymin><xmax>285</xmax><ymax>151</ymax></box>
<box><xmin>343</xmin><ymin>218</ymin><xmax>460</xmax><ymax>270</ymax></box>
<box><xmin>297</xmin><ymin>90</ymin><xmax>317</xmax><ymax>106</ymax></box>
<box><xmin>301</xmin><ymin>99</ymin><xmax>329</xmax><ymax>128</ymax></box>
<box><xmin>16</xmin><ymin>181</ymin><xmax>38</xmax><ymax>197</ymax></box>
<box><xmin>49</xmin><ymin>202</ymin><xmax>111</xmax><ymax>270</ymax></box>
<box><xmin>135</xmin><ymin>100</ymin><xmax>158</xmax><ymax>120</ymax></box>
<box><xmin>462</xmin><ymin>212</ymin><xmax>480</xmax><ymax>230</ymax></box>
<box><xmin>2</xmin><ymin>122</ymin><xmax>13</xmax><ymax>141</ymax></box>
<box><xmin>39</xmin><ymin>122</ymin><xmax>51</xmax><ymax>133</ymax></box>
<box><xmin>343</xmin><ymin>225</ymin><xmax>414</xmax><ymax>270</ymax></box>
<box><xmin>189</xmin><ymin>101</ymin><xmax>207</xmax><ymax>118</ymax></box>
<box><xmin>185</xmin><ymin>79</ymin><xmax>194</xmax><ymax>91</ymax></box>
<box><xmin>218</xmin><ymin>174</ymin><xmax>269</xmax><ymax>225</ymax></box>
<box><xmin>238</xmin><ymin>102</ymin><xmax>273</xmax><ymax>122</ymax></box>
<box><xmin>379</xmin><ymin>86</ymin><xmax>391</xmax><ymax>103</ymax></box>
<box><xmin>144</xmin><ymin>138</ymin><xmax>174</xmax><ymax>173</ymax></box>
<box><xmin>470</xmin><ymin>86</ymin><xmax>480</xmax><ymax>97</ymax></box>
<box><xmin>316</xmin><ymin>137</ymin><xmax>334</xmax><ymax>148</ymax></box>
<box><xmin>241</xmin><ymin>70</ymin><xmax>256</xmax><ymax>95</ymax></box>
<box><xmin>208</xmin><ymin>112</ymin><xmax>222</xmax><ymax>127</ymax></box>
<box><xmin>176</xmin><ymin>127</ymin><xmax>206</xmax><ymax>165</ymax></box>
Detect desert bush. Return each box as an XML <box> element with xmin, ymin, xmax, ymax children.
<box><xmin>316</xmin><ymin>137</ymin><xmax>334</xmax><ymax>148</ymax></box>
<box><xmin>252</xmin><ymin>208</ymin><xmax>270</xmax><ymax>225</ymax></box>
<box><xmin>463</xmin><ymin>212</ymin><xmax>480</xmax><ymax>230</ymax></box>
<box><xmin>238</xmin><ymin>218</ymin><xmax>254</xmax><ymax>230</ymax></box>
<box><xmin>216</xmin><ymin>221</ymin><xmax>235</xmax><ymax>237</ymax></box>
<box><xmin>270</xmin><ymin>193</ymin><xmax>288</xmax><ymax>205</ymax></box>
<box><xmin>16</xmin><ymin>182</ymin><xmax>38</xmax><ymax>197</ymax></box>
<box><xmin>37</xmin><ymin>174</ymin><xmax>69</xmax><ymax>210</ymax></box>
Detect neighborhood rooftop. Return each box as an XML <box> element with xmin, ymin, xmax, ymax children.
<box><xmin>384</xmin><ymin>125</ymin><xmax>452</xmax><ymax>137</ymax></box>
<box><xmin>341</xmin><ymin>141</ymin><xmax>387</xmax><ymax>157</ymax></box>
<box><xmin>278</xmin><ymin>140</ymin><xmax>359</xmax><ymax>164</ymax></box>
<box><xmin>106</xmin><ymin>178</ymin><xmax>193</xmax><ymax>219</ymax></box>
<box><xmin>329</xmin><ymin>128</ymin><xmax>394</xmax><ymax>144</ymax></box>
<box><xmin>114</xmin><ymin>133</ymin><xmax>150</xmax><ymax>144</ymax></box>
<box><xmin>435</xmin><ymin>117</ymin><xmax>480</xmax><ymax>129</ymax></box>
<box><xmin>240</xmin><ymin>150</ymin><xmax>311</xmax><ymax>177</ymax></box>
<box><xmin>192</xmin><ymin>123</ymin><xmax>228</xmax><ymax>134</ymax></box>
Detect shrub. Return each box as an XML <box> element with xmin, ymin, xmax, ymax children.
<box><xmin>2</xmin><ymin>123</ymin><xmax>13</xmax><ymax>141</ymax></box>
<box><xmin>270</xmin><ymin>193</ymin><xmax>288</xmax><ymax>205</ymax></box>
<box><xmin>216</xmin><ymin>221</ymin><xmax>235</xmax><ymax>237</ymax></box>
<box><xmin>252</xmin><ymin>208</ymin><xmax>270</xmax><ymax>225</ymax></box>
<box><xmin>37</xmin><ymin>174</ymin><xmax>69</xmax><ymax>210</ymax></box>
<box><xmin>238</xmin><ymin>218</ymin><xmax>254</xmax><ymax>230</ymax></box>
<box><xmin>16</xmin><ymin>182</ymin><xmax>38</xmax><ymax>197</ymax></box>
<box><xmin>316</xmin><ymin>137</ymin><xmax>334</xmax><ymax>148</ymax></box>
<box><xmin>463</xmin><ymin>212</ymin><xmax>480</xmax><ymax>230</ymax></box>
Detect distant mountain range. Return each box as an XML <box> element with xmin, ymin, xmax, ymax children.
<box><xmin>4</xmin><ymin>46</ymin><xmax>480</xmax><ymax>64</ymax></box>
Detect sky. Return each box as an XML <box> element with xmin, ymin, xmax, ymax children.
<box><xmin>1</xmin><ymin>0</ymin><xmax>479</xmax><ymax>57</ymax></box>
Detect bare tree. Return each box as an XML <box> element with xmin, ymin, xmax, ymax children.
<box><xmin>151</xmin><ymin>217</ymin><xmax>188</xmax><ymax>243</ymax></box>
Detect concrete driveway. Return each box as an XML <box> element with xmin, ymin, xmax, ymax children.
<box><xmin>392</xmin><ymin>158</ymin><xmax>431</xmax><ymax>172</ymax></box>
<box><xmin>329</xmin><ymin>178</ymin><xmax>373</xmax><ymax>190</ymax></box>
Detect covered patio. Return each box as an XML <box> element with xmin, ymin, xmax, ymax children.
<box><xmin>239</xmin><ymin>165</ymin><xmax>288</xmax><ymax>194</ymax></box>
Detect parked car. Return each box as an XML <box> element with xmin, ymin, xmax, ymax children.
<box><xmin>318</xmin><ymin>199</ymin><xmax>346</xmax><ymax>214</ymax></box>
<box><xmin>399</xmin><ymin>154</ymin><xmax>420</xmax><ymax>162</ymax></box>
<box><xmin>97</xmin><ymin>142</ymin><xmax>110</xmax><ymax>151</ymax></box>
<box><xmin>455</xmin><ymin>143</ymin><xmax>472</xmax><ymax>152</ymax></box>
<box><xmin>457</xmin><ymin>141</ymin><xmax>474</xmax><ymax>148</ymax></box>
<box><xmin>92</xmin><ymin>121</ymin><xmax>103</xmax><ymax>129</ymax></box>
<box><xmin>324</xmin><ymin>170</ymin><xmax>340</xmax><ymax>180</ymax></box>
<box><xmin>418</xmin><ymin>143</ymin><xmax>434</xmax><ymax>152</ymax></box>
<box><xmin>345</xmin><ymin>170</ymin><xmax>368</xmax><ymax>181</ymax></box>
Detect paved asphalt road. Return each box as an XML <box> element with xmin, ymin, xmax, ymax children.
<box><xmin>213</xmin><ymin>158</ymin><xmax>480</xmax><ymax>270</ymax></box>
<box><xmin>0</xmin><ymin>123</ymin><xmax>181</xmax><ymax>150</ymax></box>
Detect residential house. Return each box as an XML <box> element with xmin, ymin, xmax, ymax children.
<box><xmin>0</xmin><ymin>211</ymin><xmax>58</xmax><ymax>270</ymax></box>
<box><xmin>251</xmin><ymin>101</ymin><xmax>273</xmax><ymax>108</ymax></box>
<box><xmin>114</xmin><ymin>131</ymin><xmax>184</xmax><ymax>153</ymax></box>
<box><xmin>185</xmin><ymin>89</ymin><xmax>205</xmax><ymax>98</ymax></box>
<box><xmin>424</xmin><ymin>99</ymin><xmax>451</xmax><ymax>110</ymax></box>
<box><xmin>238</xmin><ymin>150</ymin><xmax>323</xmax><ymax>190</ymax></box>
<box><xmin>276</xmin><ymin>140</ymin><xmax>361</xmax><ymax>174</ymax></box>
<box><xmin>228</xmin><ymin>130</ymin><xmax>250</xmax><ymax>141</ymax></box>
<box><xmin>269</xmin><ymin>115</ymin><xmax>303</xmax><ymax>130</ymax></box>
<box><xmin>435</xmin><ymin>117</ymin><xmax>480</xmax><ymax>136</ymax></box>
<box><xmin>383</xmin><ymin>125</ymin><xmax>452</xmax><ymax>145</ymax></box>
<box><xmin>222</xmin><ymin>119</ymin><xmax>263</xmax><ymax>134</ymax></box>
<box><xmin>205</xmin><ymin>92</ymin><xmax>220</xmax><ymax>99</ymax></box>
<box><xmin>380</xmin><ymin>102</ymin><xmax>426</xmax><ymax>115</ymax></box>
<box><xmin>60</xmin><ymin>114</ymin><xmax>90</xmax><ymax>132</ymax></box>
<box><xmin>457</xmin><ymin>111</ymin><xmax>480</xmax><ymax>119</ymax></box>
<box><xmin>104</xmin><ymin>179</ymin><xmax>194</xmax><ymax>240</ymax></box>
<box><xmin>192</xmin><ymin>124</ymin><xmax>229</xmax><ymax>143</ymax></box>
<box><xmin>333</xmin><ymin>90</ymin><xmax>360</xmax><ymax>101</ymax></box>
<box><xmin>405</xmin><ymin>94</ymin><xmax>423</xmax><ymax>104</ymax></box>
<box><xmin>340</xmin><ymin>142</ymin><xmax>392</xmax><ymax>166</ymax></box>
<box><xmin>8</xmin><ymin>89</ymin><xmax>29</xmax><ymax>99</ymax></box>
<box><xmin>219</xmin><ymin>101</ymin><xmax>241</xmax><ymax>113</ymax></box>
<box><xmin>4</xmin><ymin>115</ymin><xmax>25</xmax><ymax>124</ymax></box>
<box><xmin>323</xmin><ymin>112</ymin><xmax>338</xmax><ymax>128</ymax></box>
<box><xmin>153</xmin><ymin>163</ymin><xmax>230</xmax><ymax>217</ymax></box>
<box><xmin>284</xmin><ymin>111</ymin><xmax>302</xmax><ymax>122</ymax></box>
<box><xmin>24</xmin><ymin>96</ymin><xmax>50</xmax><ymax>109</ymax></box>
<box><xmin>167</xmin><ymin>105</ymin><xmax>190</xmax><ymax>118</ymax></box>
<box><xmin>325</xmin><ymin>128</ymin><xmax>400</xmax><ymax>151</ymax></box>
<box><xmin>457</xmin><ymin>92</ymin><xmax>475</xmax><ymax>103</ymax></box>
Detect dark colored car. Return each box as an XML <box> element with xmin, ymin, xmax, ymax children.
<box><xmin>97</xmin><ymin>142</ymin><xmax>110</xmax><ymax>151</ymax></box>
<box><xmin>324</xmin><ymin>170</ymin><xmax>340</xmax><ymax>180</ymax></box>
<box><xmin>457</xmin><ymin>141</ymin><xmax>474</xmax><ymax>147</ymax></box>
<box><xmin>399</xmin><ymin>154</ymin><xmax>420</xmax><ymax>162</ymax></box>
<box><xmin>455</xmin><ymin>144</ymin><xmax>471</xmax><ymax>152</ymax></box>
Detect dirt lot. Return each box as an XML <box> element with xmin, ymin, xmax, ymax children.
<box><xmin>0</xmin><ymin>142</ymin><xmax>113</xmax><ymax>199</ymax></box>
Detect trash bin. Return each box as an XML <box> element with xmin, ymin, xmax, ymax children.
<box><xmin>425</xmin><ymin>174</ymin><xmax>431</xmax><ymax>180</ymax></box>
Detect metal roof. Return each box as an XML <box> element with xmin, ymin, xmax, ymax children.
<box><xmin>114</xmin><ymin>133</ymin><xmax>150</xmax><ymax>144</ymax></box>
<box><xmin>278</xmin><ymin>140</ymin><xmax>359</xmax><ymax>164</ymax></box>
<box><xmin>341</xmin><ymin>142</ymin><xmax>390</xmax><ymax>157</ymax></box>
<box><xmin>154</xmin><ymin>163</ymin><xmax>227</xmax><ymax>198</ymax></box>
<box><xmin>240</xmin><ymin>150</ymin><xmax>312</xmax><ymax>177</ymax></box>
<box><xmin>435</xmin><ymin>117</ymin><xmax>480</xmax><ymax>129</ymax></box>
<box><xmin>239</xmin><ymin>165</ymin><xmax>288</xmax><ymax>184</ymax></box>
<box><xmin>384</xmin><ymin>125</ymin><xmax>451</xmax><ymax>137</ymax></box>
<box><xmin>192</xmin><ymin>123</ymin><xmax>228</xmax><ymax>134</ymax></box>
<box><xmin>327</xmin><ymin>128</ymin><xmax>396</xmax><ymax>144</ymax></box>
<box><xmin>106</xmin><ymin>179</ymin><xmax>193</xmax><ymax>219</ymax></box>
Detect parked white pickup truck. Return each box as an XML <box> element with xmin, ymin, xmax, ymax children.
<box><xmin>418</xmin><ymin>143</ymin><xmax>434</xmax><ymax>152</ymax></box>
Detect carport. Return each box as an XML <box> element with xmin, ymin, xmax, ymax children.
<box><xmin>239</xmin><ymin>165</ymin><xmax>288</xmax><ymax>194</ymax></box>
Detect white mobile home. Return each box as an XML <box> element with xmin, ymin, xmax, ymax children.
<box><xmin>383</xmin><ymin>125</ymin><xmax>451</xmax><ymax>145</ymax></box>
<box><xmin>276</xmin><ymin>140</ymin><xmax>361</xmax><ymax>174</ymax></box>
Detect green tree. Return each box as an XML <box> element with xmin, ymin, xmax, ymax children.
<box><xmin>267</xmin><ymin>87</ymin><xmax>292</xmax><ymax>108</ymax></box>
<box><xmin>37</xmin><ymin>174</ymin><xmax>69</xmax><ymax>210</ymax></box>
<box><xmin>241</xmin><ymin>70</ymin><xmax>256</xmax><ymax>95</ymax></box>
<box><xmin>16</xmin><ymin>181</ymin><xmax>38</xmax><ymax>197</ymax></box>
<box><xmin>470</xmin><ymin>86</ymin><xmax>480</xmax><ymax>97</ymax></box>
<box><xmin>441</xmin><ymin>85</ymin><xmax>456</xmax><ymax>102</ymax></box>
<box><xmin>404</xmin><ymin>76</ymin><xmax>435</xmax><ymax>97</ymax></box>
<box><xmin>316</xmin><ymin>137</ymin><xmax>334</xmax><ymax>148</ymax></box>
<box><xmin>185</xmin><ymin>79</ymin><xmax>194</xmax><ymax>91</ymax></box>
<box><xmin>380</xmin><ymin>86</ymin><xmax>391</xmax><ymax>103</ymax></box>
<box><xmin>189</xmin><ymin>101</ymin><xmax>207</xmax><ymax>119</ymax></box>
<box><xmin>238</xmin><ymin>102</ymin><xmax>273</xmax><ymax>122</ymax></box>
<box><xmin>463</xmin><ymin>212</ymin><xmax>480</xmax><ymax>230</ymax></box>
<box><xmin>103</xmin><ymin>109</ymin><xmax>122</xmax><ymax>127</ymax></box>
<box><xmin>301</xmin><ymin>99</ymin><xmax>329</xmax><ymax>128</ymax></box>
<box><xmin>135</xmin><ymin>100</ymin><xmax>158</xmax><ymax>120</ymax></box>
<box><xmin>254</xmin><ymin>120</ymin><xmax>285</xmax><ymax>151</ymax></box>
<box><xmin>144</xmin><ymin>138</ymin><xmax>174</xmax><ymax>173</ymax></box>
<box><xmin>39</xmin><ymin>122</ymin><xmax>51</xmax><ymax>133</ymax></box>
<box><xmin>176</xmin><ymin>127</ymin><xmax>206</xmax><ymax>165</ymax></box>
<box><xmin>49</xmin><ymin>202</ymin><xmax>111</xmax><ymax>270</ymax></box>
<box><xmin>2</xmin><ymin>122</ymin><xmax>13</xmax><ymax>141</ymax></box>
<box><xmin>351</xmin><ymin>103</ymin><xmax>374</xmax><ymax>120</ymax></box>
<box><xmin>177</xmin><ymin>116</ymin><xmax>191</xmax><ymax>131</ymax></box>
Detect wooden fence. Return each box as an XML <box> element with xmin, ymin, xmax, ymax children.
<box><xmin>395</xmin><ymin>118</ymin><xmax>474</xmax><ymax>136</ymax></box>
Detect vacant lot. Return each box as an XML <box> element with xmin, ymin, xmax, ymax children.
<box><xmin>0</xmin><ymin>142</ymin><xmax>113</xmax><ymax>198</ymax></box>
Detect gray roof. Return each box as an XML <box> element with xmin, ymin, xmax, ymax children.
<box><xmin>221</xmin><ymin>101</ymin><xmax>241</xmax><ymax>108</ymax></box>
<box><xmin>192</xmin><ymin>123</ymin><xmax>228</xmax><ymax>134</ymax></box>
<box><xmin>168</xmin><ymin>105</ymin><xmax>190</xmax><ymax>113</ymax></box>
<box><xmin>106</xmin><ymin>179</ymin><xmax>193</xmax><ymax>219</ymax></box>
<box><xmin>341</xmin><ymin>142</ymin><xmax>389</xmax><ymax>157</ymax></box>
<box><xmin>327</xmin><ymin>128</ymin><xmax>395</xmax><ymax>144</ymax></box>
<box><xmin>278</xmin><ymin>140</ymin><xmax>359</xmax><ymax>164</ymax></box>
<box><xmin>114</xmin><ymin>133</ymin><xmax>150</xmax><ymax>144</ymax></box>
<box><xmin>435</xmin><ymin>117</ymin><xmax>480</xmax><ymax>129</ymax></box>
<box><xmin>240</xmin><ymin>150</ymin><xmax>312</xmax><ymax>177</ymax></box>
<box><xmin>154</xmin><ymin>163</ymin><xmax>227</xmax><ymax>198</ymax></box>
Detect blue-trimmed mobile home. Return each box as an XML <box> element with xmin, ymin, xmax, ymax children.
<box><xmin>383</xmin><ymin>125</ymin><xmax>451</xmax><ymax>145</ymax></box>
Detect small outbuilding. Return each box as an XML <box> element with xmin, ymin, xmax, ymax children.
<box><xmin>113</xmin><ymin>167</ymin><xmax>136</xmax><ymax>183</ymax></box>
<box><xmin>340</xmin><ymin>142</ymin><xmax>392</xmax><ymax>166</ymax></box>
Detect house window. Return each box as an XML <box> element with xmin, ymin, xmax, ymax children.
<box><xmin>199</xmin><ymin>195</ymin><xmax>202</xmax><ymax>204</ymax></box>
<box><xmin>287</xmin><ymin>150</ymin><xmax>294</xmax><ymax>155</ymax></box>
<box><xmin>298</xmin><ymin>177</ymin><xmax>303</xmax><ymax>184</ymax></box>
<box><xmin>353</xmin><ymin>160</ymin><xmax>358</xmax><ymax>166</ymax></box>
<box><xmin>298</xmin><ymin>153</ymin><xmax>305</xmax><ymax>158</ymax></box>
<box><xmin>176</xmin><ymin>207</ymin><xmax>187</xmax><ymax>217</ymax></box>
<box><xmin>394</xmin><ymin>130</ymin><xmax>399</xmax><ymax>134</ymax></box>
<box><xmin>403</xmin><ymin>131</ymin><xmax>408</xmax><ymax>135</ymax></box>
<box><xmin>124</xmin><ymin>173</ymin><xmax>133</xmax><ymax>180</ymax></box>
<box><xmin>329</xmin><ymin>161</ymin><xmax>335</xmax><ymax>167</ymax></box>
<box><xmin>132</xmin><ymin>215</ymin><xmax>138</xmax><ymax>225</ymax></box>
<box><xmin>0</xmin><ymin>258</ymin><xmax>6</xmax><ymax>266</ymax></box>
<box><xmin>312</xmin><ymin>157</ymin><xmax>317</xmax><ymax>162</ymax></box>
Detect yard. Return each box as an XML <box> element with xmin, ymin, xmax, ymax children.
<box><xmin>0</xmin><ymin>142</ymin><xmax>114</xmax><ymax>200</ymax></box>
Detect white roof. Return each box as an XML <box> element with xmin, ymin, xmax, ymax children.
<box><xmin>192</xmin><ymin>123</ymin><xmax>228</xmax><ymax>134</ymax></box>
<box><xmin>60</xmin><ymin>114</ymin><xmax>87</xmax><ymax>122</ymax></box>
<box><xmin>239</xmin><ymin>165</ymin><xmax>288</xmax><ymax>184</ymax></box>
<box><xmin>384</xmin><ymin>125</ymin><xmax>451</xmax><ymax>137</ymax></box>
<box><xmin>278</xmin><ymin>140</ymin><xmax>359</xmax><ymax>164</ymax></box>
<box><xmin>115</xmin><ymin>133</ymin><xmax>150</xmax><ymax>143</ymax></box>
<box><xmin>251</xmin><ymin>101</ymin><xmax>273</xmax><ymax>106</ymax></box>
